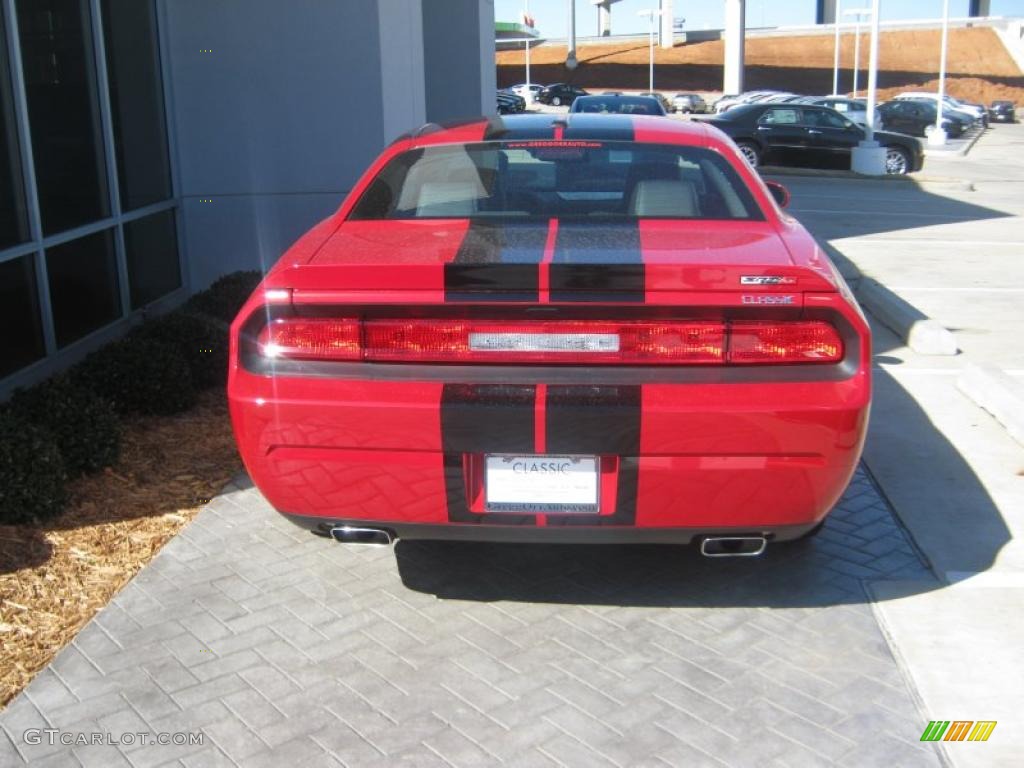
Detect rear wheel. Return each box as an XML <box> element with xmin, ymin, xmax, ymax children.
<box><xmin>552</xmin><ymin>95</ymin><xmax>562</xmax><ymax>106</ymax></box>
<box><xmin>884</xmin><ymin>146</ymin><xmax>910</xmax><ymax>175</ymax></box>
<box><xmin>736</xmin><ymin>141</ymin><xmax>760</xmax><ymax>169</ymax></box>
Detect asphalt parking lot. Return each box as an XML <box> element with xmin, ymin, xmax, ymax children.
<box><xmin>2</xmin><ymin>120</ymin><xmax>1021</xmax><ymax>768</ymax></box>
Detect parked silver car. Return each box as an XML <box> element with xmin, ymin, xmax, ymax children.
<box><xmin>672</xmin><ymin>92</ymin><xmax>707</xmax><ymax>114</ymax></box>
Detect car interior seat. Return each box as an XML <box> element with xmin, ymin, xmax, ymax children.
<box><xmin>628</xmin><ymin>179</ymin><xmax>700</xmax><ymax>217</ymax></box>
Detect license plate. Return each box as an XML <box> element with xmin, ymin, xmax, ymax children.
<box><xmin>484</xmin><ymin>455</ymin><xmax>599</xmax><ymax>514</ymax></box>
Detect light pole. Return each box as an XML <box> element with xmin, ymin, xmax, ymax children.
<box><xmin>851</xmin><ymin>0</ymin><xmax>885</xmax><ymax>174</ymax></box>
<box><xmin>832</xmin><ymin>0</ymin><xmax>843</xmax><ymax>95</ymax></box>
<box><xmin>567</xmin><ymin>0</ymin><xmax>578</xmax><ymax>70</ymax></box>
<box><xmin>843</xmin><ymin>8</ymin><xmax>871</xmax><ymax>97</ymax></box>
<box><xmin>929</xmin><ymin>0</ymin><xmax>951</xmax><ymax>146</ymax></box>
<box><xmin>638</xmin><ymin>8</ymin><xmax>663</xmax><ymax>92</ymax></box>
<box><xmin>524</xmin><ymin>2</ymin><xmax>532</xmax><ymax>104</ymax></box>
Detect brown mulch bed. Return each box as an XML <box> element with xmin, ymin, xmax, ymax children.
<box><xmin>498</xmin><ymin>27</ymin><xmax>1024</xmax><ymax>104</ymax></box>
<box><xmin>0</xmin><ymin>389</ymin><xmax>241</xmax><ymax>706</ymax></box>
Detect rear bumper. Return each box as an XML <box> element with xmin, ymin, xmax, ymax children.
<box><xmin>229</xmin><ymin>373</ymin><xmax>869</xmax><ymax>537</ymax></box>
<box><xmin>284</xmin><ymin>514</ymin><xmax>821</xmax><ymax>544</ymax></box>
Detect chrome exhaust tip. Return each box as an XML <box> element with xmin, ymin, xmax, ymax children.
<box><xmin>329</xmin><ymin>526</ymin><xmax>394</xmax><ymax>546</ymax></box>
<box><xmin>700</xmin><ymin>536</ymin><xmax>767</xmax><ymax>558</ymax></box>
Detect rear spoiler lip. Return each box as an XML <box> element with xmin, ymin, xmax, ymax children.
<box><xmin>265</xmin><ymin>263</ymin><xmax>837</xmax><ymax>302</ymax></box>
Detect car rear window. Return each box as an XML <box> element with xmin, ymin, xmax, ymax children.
<box><xmin>349</xmin><ymin>141</ymin><xmax>764</xmax><ymax>221</ymax></box>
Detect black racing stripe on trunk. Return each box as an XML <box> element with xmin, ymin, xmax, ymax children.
<box><xmin>544</xmin><ymin>385</ymin><xmax>642</xmax><ymax>527</ymax></box>
<box><xmin>562</xmin><ymin>114</ymin><xmax>635</xmax><ymax>142</ymax></box>
<box><xmin>444</xmin><ymin>221</ymin><xmax>548</xmax><ymax>303</ymax></box>
<box><xmin>441</xmin><ymin>384</ymin><xmax>537</xmax><ymax>525</ymax></box>
<box><xmin>445</xmin><ymin>221</ymin><xmax>546</xmax><ymax>302</ymax></box>
<box><xmin>483</xmin><ymin>116</ymin><xmax>557</xmax><ymax>141</ymax></box>
<box><xmin>549</xmin><ymin>222</ymin><xmax>645</xmax><ymax>302</ymax></box>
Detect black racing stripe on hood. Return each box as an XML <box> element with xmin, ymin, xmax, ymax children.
<box><xmin>544</xmin><ymin>385</ymin><xmax>641</xmax><ymax>527</ymax></box>
<box><xmin>562</xmin><ymin>113</ymin><xmax>635</xmax><ymax>142</ymax></box>
<box><xmin>549</xmin><ymin>222</ymin><xmax>645</xmax><ymax>302</ymax></box>
<box><xmin>445</xmin><ymin>221</ymin><xmax>547</xmax><ymax>302</ymax></box>
<box><xmin>441</xmin><ymin>384</ymin><xmax>537</xmax><ymax>525</ymax></box>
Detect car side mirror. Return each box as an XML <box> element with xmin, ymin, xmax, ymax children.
<box><xmin>765</xmin><ymin>180</ymin><xmax>790</xmax><ymax>208</ymax></box>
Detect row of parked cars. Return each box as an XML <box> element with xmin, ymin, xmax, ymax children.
<box><xmin>497</xmin><ymin>82</ymin><xmax>1016</xmax><ymax>175</ymax></box>
<box><xmin>503</xmin><ymin>82</ymin><xmax>709</xmax><ymax>114</ymax></box>
<box><xmin>711</xmin><ymin>89</ymin><xmax>1014</xmax><ymax>137</ymax></box>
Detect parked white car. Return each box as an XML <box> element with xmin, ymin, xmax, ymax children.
<box><xmin>507</xmin><ymin>83</ymin><xmax>544</xmax><ymax>101</ymax></box>
<box><xmin>814</xmin><ymin>97</ymin><xmax>874</xmax><ymax>126</ymax></box>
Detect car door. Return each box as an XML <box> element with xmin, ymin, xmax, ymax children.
<box><xmin>803</xmin><ymin>107</ymin><xmax>862</xmax><ymax>169</ymax></box>
<box><xmin>755</xmin><ymin>107</ymin><xmax>809</xmax><ymax>165</ymax></box>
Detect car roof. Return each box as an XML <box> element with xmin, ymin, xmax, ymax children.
<box><xmin>403</xmin><ymin>114</ymin><xmax>713</xmax><ymax>149</ymax></box>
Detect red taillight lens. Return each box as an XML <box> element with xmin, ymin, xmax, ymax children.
<box><xmin>257</xmin><ymin>318</ymin><xmax>843</xmax><ymax>365</ymax></box>
<box><xmin>258</xmin><ymin>318</ymin><xmax>361</xmax><ymax>361</ymax></box>
<box><xmin>729</xmin><ymin>321</ymin><xmax>843</xmax><ymax>364</ymax></box>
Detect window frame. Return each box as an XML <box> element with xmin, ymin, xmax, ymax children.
<box><xmin>0</xmin><ymin>0</ymin><xmax>185</xmax><ymax>394</ymax></box>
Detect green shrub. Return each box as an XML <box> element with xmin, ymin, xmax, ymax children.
<box><xmin>72</xmin><ymin>335</ymin><xmax>197</xmax><ymax>416</ymax></box>
<box><xmin>0</xmin><ymin>412</ymin><xmax>67</xmax><ymax>525</ymax></box>
<box><xmin>132</xmin><ymin>311</ymin><xmax>228</xmax><ymax>390</ymax></box>
<box><xmin>184</xmin><ymin>270</ymin><xmax>263</xmax><ymax>323</ymax></box>
<box><xmin>11</xmin><ymin>375</ymin><xmax>120</xmax><ymax>477</ymax></box>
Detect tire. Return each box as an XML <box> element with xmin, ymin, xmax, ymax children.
<box><xmin>736</xmin><ymin>141</ymin><xmax>761</xmax><ymax>169</ymax></box>
<box><xmin>884</xmin><ymin>146</ymin><xmax>910</xmax><ymax>176</ymax></box>
<box><xmin>552</xmin><ymin>96</ymin><xmax>562</xmax><ymax>106</ymax></box>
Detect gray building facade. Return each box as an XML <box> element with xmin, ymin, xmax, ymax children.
<box><xmin>0</xmin><ymin>0</ymin><xmax>496</xmax><ymax>395</ymax></box>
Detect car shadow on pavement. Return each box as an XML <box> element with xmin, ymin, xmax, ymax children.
<box><xmin>397</xmin><ymin>175</ymin><xmax>1011</xmax><ymax>607</ymax></box>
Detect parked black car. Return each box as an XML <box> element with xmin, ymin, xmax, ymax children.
<box><xmin>536</xmin><ymin>83</ymin><xmax>588</xmax><ymax>107</ymax></box>
<box><xmin>569</xmin><ymin>94</ymin><xmax>666</xmax><ymax>116</ymax></box>
<box><xmin>703</xmin><ymin>103</ymin><xmax>924</xmax><ymax>175</ymax></box>
<box><xmin>496</xmin><ymin>90</ymin><xmax>526</xmax><ymax>114</ymax></box>
<box><xmin>876</xmin><ymin>100</ymin><xmax>968</xmax><ymax>138</ymax></box>
<box><xmin>989</xmin><ymin>100</ymin><xmax>1017</xmax><ymax>123</ymax></box>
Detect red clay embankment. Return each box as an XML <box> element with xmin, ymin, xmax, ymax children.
<box><xmin>496</xmin><ymin>27</ymin><xmax>1024</xmax><ymax>103</ymax></box>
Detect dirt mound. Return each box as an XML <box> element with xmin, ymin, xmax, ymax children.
<box><xmin>497</xmin><ymin>27</ymin><xmax>1024</xmax><ymax>104</ymax></box>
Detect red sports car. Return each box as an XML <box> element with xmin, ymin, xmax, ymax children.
<box><xmin>228</xmin><ymin>114</ymin><xmax>870</xmax><ymax>556</ymax></box>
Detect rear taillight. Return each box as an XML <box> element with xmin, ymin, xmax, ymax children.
<box><xmin>257</xmin><ymin>318</ymin><xmax>843</xmax><ymax>365</ymax></box>
<box><xmin>259</xmin><ymin>319</ymin><xmax>361</xmax><ymax>361</ymax></box>
<box><xmin>729</xmin><ymin>321</ymin><xmax>844</xmax><ymax>364</ymax></box>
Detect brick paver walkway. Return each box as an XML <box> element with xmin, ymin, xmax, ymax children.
<box><xmin>0</xmin><ymin>468</ymin><xmax>944</xmax><ymax>767</ymax></box>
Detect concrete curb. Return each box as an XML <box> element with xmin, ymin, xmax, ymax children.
<box><xmin>761</xmin><ymin>167</ymin><xmax>971</xmax><ymax>188</ymax></box>
<box><xmin>857</xmin><ymin>278</ymin><xmax>959</xmax><ymax>356</ymax></box>
<box><xmin>957</xmin><ymin>363</ymin><xmax>1024</xmax><ymax>446</ymax></box>
<box><xmin>923</xmin><ymin>126</ymin><xmax>986</xmax><ymax>159</ymax></box>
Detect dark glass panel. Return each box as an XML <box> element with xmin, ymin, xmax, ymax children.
<box><xmin>16</xmin><ymin>0</ymin><xmax>109</xmax><ymax>234</ymax></box>
<box><xmin>46</xmin><ymin>229</ymin><xmax>120</xmax><ymax>347</ymax></box>
<box><xmin>101</xmin><ymin>0</ymin><xmax>172</xmax><ymax>211</ymax></box>
<box><xmin>0</xmin><ymin>255</ymin><xmax>45</xmax><ymax>377</ymax></box>
<box><xmin>0</xmin><ymin>10</ymin><xmax>29</xmax><ymax>249</ymax></box>
<box><xmin>124</xmin><ymin>209</ymin><xmax>180</xmax><ymax>309</ymax></box>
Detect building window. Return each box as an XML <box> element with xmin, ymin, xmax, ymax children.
<box><xmin>124</xmin><ymin>209</ymin><xmax>179</xmax><ymax>310</ymax></box>
<box><xmin>1</xmin><ymin>0</ymin><xmax>180</xmax><ymax>388</ymax></box>
<box><xmin>0</xmin><ymin>8</ymin><xmax>28</xmax><ymax>250</ymax></box>
<box><xmin>0</xmin><ymin>255</ymin><xmax>45</xmax><ymax>377</ymax></box>
<box><xmin>16</xmin><ymin>0</ymin><xmax>110</xmax><ymax>236</ymax></box>
<box><xmin>101</xmin><ymin>0</ymin><xmax>172</xmax><ymax>212</ymax></box>
<box><xmin>45</xmin><ymin>228</ymin><xmax>121</xmax><ymax>348</ymax></box>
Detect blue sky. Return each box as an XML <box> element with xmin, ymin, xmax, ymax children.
<box><xmin>496</xmin><ymin>0</ymin><xmax>1024</xmax><ymax>37</ymax></box>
